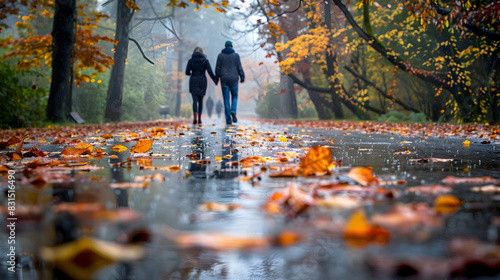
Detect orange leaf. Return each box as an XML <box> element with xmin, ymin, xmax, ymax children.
<box><xmin>298</xmin><ymin>146</ymin><xmax>334</xmax><ymax>176</ymax></box>
<box><xmin>198</xmin><ymin>201</ymin><xmax>241</xmax><ymax>212</ymax></box>
<box><xmin>109</xmin><ymin>182</ymin><xmax>148</xmax><ymax>189</ymax></box>
<box><xmin>434</xmin><ymin>195</ymin><xmax>460</xmax><ymax>214</ymax></box>
<box><xmin>61</xmin><ymin>147</ymin><xmax>89</xmax><ymax>156</ymax></box>
<box><xmin>112</xmin><ymin>144</ymin><xmax>127</xmax><ymax>152</ymax></box>
<box><xmin>130</xmin><ymin>139</ymin><xmax>153</xmax><ymax>153</ymax></box>
<box><xmin>101</xmin><ymin>133</ymin><xmax>114</xmax><ymax>139</ymax></box>
<box><xmin>344</xmin><ymin>210</ymin><xmax>390</xmax><ymax>246</ymax></box>
<box><xmin>347</xmin><ymin>167</ymin><xmax>379</xmax><ymax>186</ymax></box>
<box><xmin>276</xmin><ymin>230</ymin><xmax>302</xmax><ymax>247</ymax></box>
<box><xmin>75</xmin><ymin>142</ymin><xmax>91</xmax><ymax>149</ymax></box>
<box><xmin>156</xmin><ymin>165</ymin><xmax>181</xmax><ymax>172</ymax></box>
<box><xmin>269</xmin><ymin>167</ymin><xmax>298</xmax><ymax>178</ymax></box>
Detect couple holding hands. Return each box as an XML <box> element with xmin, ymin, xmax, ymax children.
<box><xmin>185</xmin><ymin>41</ymin><xmax>245</xmax><ymax>126</ymax></box>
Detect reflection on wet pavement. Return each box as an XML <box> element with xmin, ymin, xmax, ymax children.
<box><xmin>1</xmin><ymin>118</ymin><xmax>500</xmax><ymax>280</ymax></box>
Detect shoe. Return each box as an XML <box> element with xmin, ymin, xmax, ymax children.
<box><xmin>231</xmin><ymin>113</ymin><xmax>237</xmax><ymax>123</ymax></box>
<box><xmin>198</xmin><ymin>113</ymin><xmax>202</xmax><ymax>125</ymax></box>
<box><xmin>193</xmin><ymin>113</ymin><xmax>198</xmax><ymax>125</ymax></box>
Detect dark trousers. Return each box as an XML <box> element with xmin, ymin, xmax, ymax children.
<box><xmin>192</xmin><ymin>94</ymin><xmax>204</xmax><ymax>114</ymax></box>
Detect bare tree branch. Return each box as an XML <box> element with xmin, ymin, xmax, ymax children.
<box><xmin>129</xmin><ymin>37</ymin><xmax>154</xmax><ymax>65</ymax></box>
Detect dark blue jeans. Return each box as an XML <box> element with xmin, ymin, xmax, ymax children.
<box><xmin>221</xmin><ymin>84</ymin><xmax>238</xmax><ymax>124</ymax></box>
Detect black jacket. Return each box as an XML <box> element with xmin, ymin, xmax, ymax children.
<box><xmin>215</xmin><ymin>47</ymin><xmax>245</xmax><ymax>87</ymax></box>
<box><xmin>185</xmin><ymin>52</ymin><xmax>217</xmax><ymax>96</ymax></box>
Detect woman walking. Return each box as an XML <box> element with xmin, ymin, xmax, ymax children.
<box><xmin>185</xmin><ymin>47</ymin><xmax>217</xmax><ymax>125</ymax></box>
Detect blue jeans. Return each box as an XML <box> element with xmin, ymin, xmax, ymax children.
<box><xmin>221</xmin><ymin>84</ymin><xmax>238</xmax><ymax>124</ymax></box>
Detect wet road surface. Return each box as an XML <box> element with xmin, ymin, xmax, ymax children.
<box><xmin>1</xmin><ymin>118</ymin><xmax>500</xmax><ymax>280</ymax></box>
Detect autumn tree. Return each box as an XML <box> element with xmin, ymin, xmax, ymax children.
<box><xmin>1</xmin><ymin>0</ymin><xmax>115</xmax><ymax>122</ymax></box>
<box><xmin>329</xmin><ymin>0</ymin><xmax>499</xmax><ymax>122</ymax></box>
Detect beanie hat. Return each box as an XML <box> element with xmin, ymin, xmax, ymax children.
<box><xmin>225</xmin><ymin>40</ymin><xmax>233</xmax><ymax>47</ymax></box>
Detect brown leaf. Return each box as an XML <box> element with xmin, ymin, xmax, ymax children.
<box><xmin>24</xmin><ymin>146</ymin><xmax>48</xmax><ymax>157</ymax></box>
<box><xmin>61</xmin><ymin>147</ymin><xmax>90</xmax><ymax>157</ymax></box>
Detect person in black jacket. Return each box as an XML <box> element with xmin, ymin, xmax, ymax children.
<box><xmin>186</xmin><ymin>47</ymin><xmax>217</xmax><ymax>125</ymax></box>
<box><xmin>215</xmin><ymin>41</ymin><xmax>245</xmax><ymax>125</ymax></box>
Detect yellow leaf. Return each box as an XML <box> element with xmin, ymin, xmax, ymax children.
<box><xmin>279</xmin><ymin>136</ymin><xmax>287</xmax><ymax>142</ymax></box>
<box><xmin>112</xmin><ymin>145</ymin><xmax>128</xmax><ymax>153</ymax></box>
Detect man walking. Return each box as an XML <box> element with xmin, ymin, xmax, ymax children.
<box><xmin>215</xmin><ymin>41</ymin><xmax>245</xmax><ymax>125</ymax></box>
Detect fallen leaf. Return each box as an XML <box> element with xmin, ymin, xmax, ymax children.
<box><xmin>347</xmin><ymin>166</ymin><xmax>380</xmax><ymax>186</ymax></box>
<box><xmin>112</xmin><ymin>144</ymin><xmax>128</xmax><ymax>153</ymax></box>
<box><xmin>61</xmin><ymin>147</ymin><xmax>91</xmax><ymax>157</ymax></box>
<box><xmin>442</xmin><ymin>176</ymin><xmax>500</xmax><ymax>185</ymax></box>
<box><xmin>269</xmin><ymin>167</ymin><xmax>298</xmax><ymax>178</ymax></box>
<box><xmin>198</xmin><ymin>201</ymin><xmax>241</xmax><ymax>211</ymax></box>
<box><xmin>344</xmin><ymin>209</ymin><xmax>390</xmax><ymax>246</ymax></box>
<box><xmin>275</xmin><ymin>230</ymin><xmax>302</xmax><ymax>247</ymax></box>
<box><xmin>130</xmin><ymin>139</ymin><xmax>154</xmax><ymax>153</ymax></box>
<box><xmin>40</xmin><ymin>236</ymin><xmax>144</xmax><ymax>280</ymax></box>
<box><xmin>434</xmin><ymin>195</ymin><xmax>460</xmax><ymax>214</ymax></box>
<box><xmin>109</xmin><ymin>182</ymin><xmax>148</xmax><ymax>189</ymax></box>
<box><xmin>156</xmin><ymin>165</ymin><xmax>181</xmax><ymax>172</ymax></box>
<box><xmin>133</xmin><ymin>173</ymin><xmax>165</xmax><ymax>182</ymax></box>
<box><xmin>470</xmin><ymin>185</ymin><xmax>500</xmax><ymax>192</ymax></box>
<box><xmin>405</xmin><ymin>184</ymin><xmax>452</xmax><ymax>195</ymax></box>
<box><xmin>160</xmin><ymin>226</ymin><xmax>269</xmax><ymax>251</ymax></box>
<box><xmin>299</xmin><ymin>146</ymin><xmax>334</xmax><ymax>176</ymax></box>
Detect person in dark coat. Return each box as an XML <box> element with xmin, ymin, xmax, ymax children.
<box><xmin>186</xmin><ymin>47</ymin><xmax>217</xmax><ymax>125</ymax></box>
<box><xmin>215</xmin><ymin>41</ymin><xmax>245</xmax><ymax>125</ymax></box>
<box><xmin>205</xmin><ymin>95</ymin><xmax>214</xmax><ymax>118</ymax></box>
<box><xmin>216</xmin><ymin>99</ymin><xmax>223</xmax><ymax>118</ymax></box>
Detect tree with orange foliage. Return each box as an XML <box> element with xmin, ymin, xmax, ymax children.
<box><xmin>1</xmin><ymin>0</ymin><xmax>115</xmax><ymax>122</ymax></box>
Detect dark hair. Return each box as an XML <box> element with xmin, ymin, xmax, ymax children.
<box><xmin>193</xmin><ymin>47</ymin><xmax>203</xmax><ymax>55</ymax></box>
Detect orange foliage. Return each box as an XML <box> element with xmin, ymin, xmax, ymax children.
<box><xmin>347</xmin><ymin>167</ymin><xmax>380</xmax><ymax>186</ymax></box>
<box><xmin>130</xmin><ymin>139</ymin><xmax>154</xmax><ymax>153</ymax></box>
<box><xmin>344</xmin><ymin>210</ymin><xmax>390</xmax><ymax>246</ymax></box>
<box><xmin>298</xmin><ymin>146</ymin><xmax>334</xmax><ymax>176</ymax></box>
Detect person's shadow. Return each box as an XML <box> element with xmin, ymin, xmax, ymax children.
<box><xmin>188</xmin><ymin>131</ymin><xmax>209</xmax><ymax>179</ymax></box>
<box><xmin>213</xmin><ymin>134</ymin><xmax>239</xmax><ymax>179</ymax></box>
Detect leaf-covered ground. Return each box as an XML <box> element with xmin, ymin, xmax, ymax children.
<box><xmin>1</xmin><ymin>118</ymin><xmax>500</xmax><ymax>280</ymax></box>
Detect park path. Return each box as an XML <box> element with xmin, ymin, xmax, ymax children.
<box><xmin>1</xmin><ymin>117</ymin><xmax>500</xmax><ymax>280</ymax></box>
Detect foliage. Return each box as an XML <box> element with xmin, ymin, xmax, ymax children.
<box><xmin>0</xmin><ymin>61</ymin><xmax>48</xmax><ymax>128</ymax></box>
<box><xmin>377</xmin><ymin>110</ymin><xmax>429</xmax><ymax>123</ymax></box>
<box><xmin>256</xmin><ymin>83</ymin><xmax>317</xmax><ymax>119</ymax></box>
<box><xmin>0</xmin><ymin>1</ymin><xmax>116</xmax><ymax>86</ymax></box>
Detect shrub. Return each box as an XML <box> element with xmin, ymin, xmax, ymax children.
<box><xmin>0</xmin><ymin>61</ymin><xmax>48</xmax><ymax>129</ymax></box>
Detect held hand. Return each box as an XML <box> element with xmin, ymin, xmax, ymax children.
<box><xmin>240</xmin><ymin>78</ymin><xmax>244</xmax><ymax>83</ymax></box>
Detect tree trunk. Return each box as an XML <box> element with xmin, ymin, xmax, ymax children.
<box><xmin>104</xmin><ymin>0</ymin><xmax>133</xmax><ymax>122</ymax></box>
<box><xmin>324</xmin><ymin>0</ymin><xmax>344</xmax><ymax>119</ymax></box>
<box><xmin>46</xmin><ymin>0</ymin><xmax>75</xmax><ymax>123</ymax></box>
<box><xmin>279</xmin><ymin>75</ymin><xmax>298</xmax><ymax>119</ymax></box>
<box><xmin>175</xmin><ymin>39</ymin><xmax>183</xmax><ymax>117</ymax></box>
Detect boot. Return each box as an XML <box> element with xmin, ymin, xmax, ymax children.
<box><xmin>193</xmin><ymin>113</ymin><xmax>198</xmax><ymax>125</ymax></box>
<box><xmin>198</xmin><ymin>113</ymin><xmax>202</xmax><ymax>125</ymax></box>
